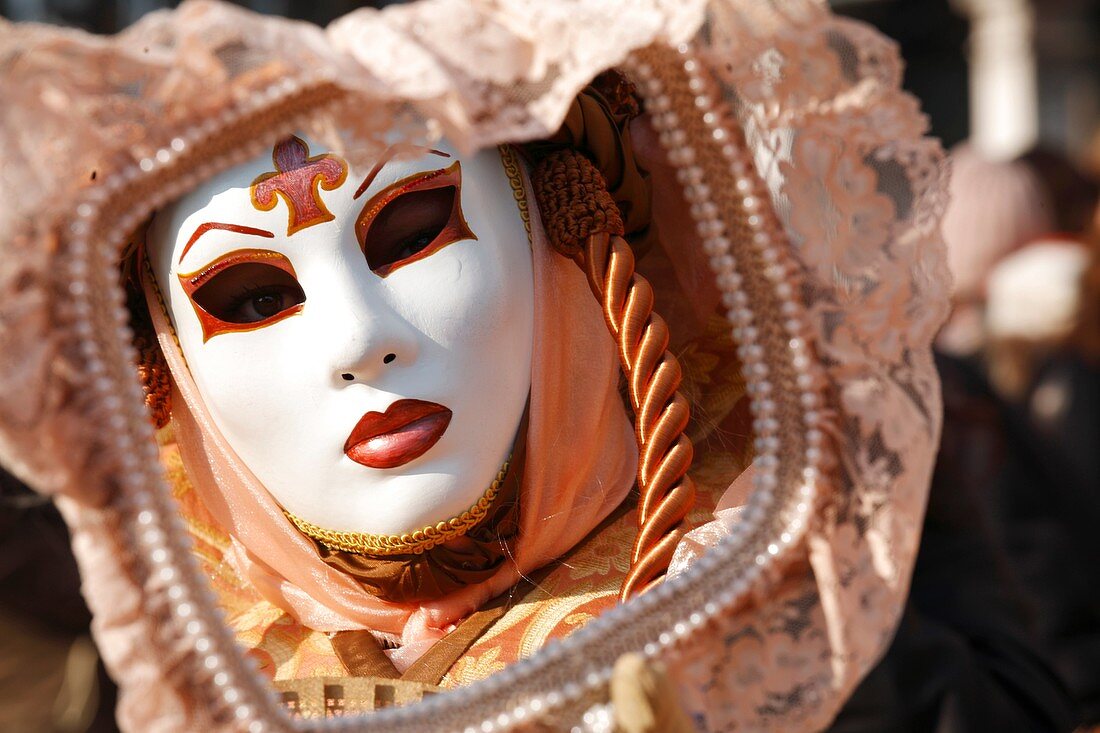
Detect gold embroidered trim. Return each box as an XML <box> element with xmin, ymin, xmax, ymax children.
<box><xmin>285</xmin><ymin>459</ymin><xmax>510</xmax><ymax>556</ymax></box>
<box><xmin>498</xmin><ymin>144</ymin><xmax>531</xmax><ymax>241</ymax></box>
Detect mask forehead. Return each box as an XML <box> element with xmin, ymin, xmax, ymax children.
<box><xmin>152</xmin><ymin>137</ymin><xmax>458</xmax><ymax>274</ymax></box>
<box><xmin>250</xmin><ymin>136</ymin><xmax>348</xmax><ymax>236</ymax></box>
<box><xmin>150</xmin><ymin>138</ymin><xmax>343</xmax><ymax>272</ymax></box>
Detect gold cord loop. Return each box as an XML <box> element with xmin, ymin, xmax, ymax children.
<box><xmin>531</xmin><ymin>148</ymin><xmax>696</xmax><ymax>600</ymax></box>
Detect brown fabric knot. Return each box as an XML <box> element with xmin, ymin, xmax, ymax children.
<box><xmin>526</xmin><ymin>70</ymin><xmax>653</xmax><ymax>257</ymax></box>
<box><xmin>532</xmin><ymin>149</ymin><xmax>624</xmax><ymax>258</ymax></box>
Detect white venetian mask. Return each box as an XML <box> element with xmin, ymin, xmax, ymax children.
<box><xmin>146</xmin><ymin>136</ymin><xmax>534</xmax><ymax>538</ymax></box>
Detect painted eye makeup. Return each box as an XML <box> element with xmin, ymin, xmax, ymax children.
<box><xmin>178</xmin><ymin>249</ymin><xmax>305</xmax><ymax>341</ymax></box>
<box><xmin>356</xmin><ymin>161</ymin><xmax>476</xmax><ymax>277</ymax></box>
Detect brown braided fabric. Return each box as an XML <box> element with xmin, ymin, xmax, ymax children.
<box><xmin>529</xmin><ymin>150</ymin><xmax>624</xmax><ymax>259</ymax></box>
<box><xmin>526</xmin><ymin>70</ymin><xmax>656</xmax><ymax>258</ymax></box>
<box><xmin>135</xmin><ymin>332</ymin><xmax>172</xmax><ymax>429</ymax></box>
<box><xmin>124</xmin><ymin>245</ymin><xmax>172</xmax><ymax>429</ymax></box>
<box><xmin>532</xmin><ymin>149</ymin><xmax>696</xmax><ymax>600</ymax></box>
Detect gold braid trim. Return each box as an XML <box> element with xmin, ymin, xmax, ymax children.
<box><xmin>531</xmin><ymin>149</ymin><xmax>696</xmax><ymax>600</ymax></box>
<box><xmin>284</xmin><ymin>459</ymin><xmax>510</xmax><ymax>556</ymax></box>
<box><xmin>498</xmin><ymin>144</ymin><xmax>532</xmax><ymax>240</ymax></box>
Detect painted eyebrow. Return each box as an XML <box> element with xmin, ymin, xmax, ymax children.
<box><xmin>353</xmin><ymin>145</ymin><xmax>451</xmax><ymax>200</ymax></box>
<box><xmin>178</xmin><ymin>222</ymin><xmax>276</xmax><ymax>265</ymax></box>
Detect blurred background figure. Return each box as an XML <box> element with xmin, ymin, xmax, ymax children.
<box><xmin>982</xmin><ymin>225</ymin><xmax>1100</xmax><ymax>731</ymax></box>
<box><xmin>940</xmin><ymin>145</ymin><xmax>1098</xmax><ymax>362</ymax></box>
<box><xmin>0</xmin><ymin>470</ymin><xmax>118</xmax><ymax>733</ymax></box>
<box><xmin>937</xmin><ymin>146</ymin><xmax>1058</xmax><ymax>355</ymax></box>
<box><xmin>985</xmin><ymin>237</ymin><xmax>1092</xmax><ymax>398</ymax></box>
<box><xmin>932</xmin><ymin>0</ymin><xmax>1099</xmax><ymax>360</ymax></box>
<box><xmin>1</xmin><ymin>0</ymin><xmax>1097</xmax><ymax>732</ymax></box>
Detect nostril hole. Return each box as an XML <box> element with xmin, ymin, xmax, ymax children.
<box><xmin>341</xmin><ymin>373</ymin><xmax>354</xmax><ymax>381</ymax></box>
<box><xmin>383</xmin><ymin>353</ymin><xmax>397</xmax><ymax>364</ymax></box>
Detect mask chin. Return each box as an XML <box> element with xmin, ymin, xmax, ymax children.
<box><xmin>303</xmin><ymin>408</ymin><xmax>528</xmax><ymax>604</ymax></box>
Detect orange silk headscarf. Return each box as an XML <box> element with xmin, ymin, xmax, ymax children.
<box><xmin>145</xmin><ymin>168</ymin><xmax>638</xmax><ymax>648</ymax></box>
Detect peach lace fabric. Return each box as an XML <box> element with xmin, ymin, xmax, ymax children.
<box><xmin>0</xmin><ymin>1</ymin><xmax>949</xmax><ymax>731</ymax></box>
<box><xmin>657</xmin><ymin>9</ymin><xmax>949</xmax><ymax>729</ymax></box>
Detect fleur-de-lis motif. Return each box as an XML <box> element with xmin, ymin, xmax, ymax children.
<box><xmin>250</xmin><ymin>136</ymin><xmax>348</xmax><ymax>235</ymax></box>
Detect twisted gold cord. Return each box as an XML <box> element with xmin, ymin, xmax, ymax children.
<box><xmin>584</xmin><ymin>232</ymin><xmax>696</xmax><ymax>600</ymax></box>
<box><xmin>531</xmin><ymin>149</ymin><xmax>696</xmax><ymax>601</ymax></box>
<box><xmin>284</xmin><ymin>459</ymin><xmax>510</xmax><ymax>556</ymax></box>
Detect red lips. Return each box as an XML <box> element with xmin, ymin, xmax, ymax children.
<box><xmin>344</xmin><ymin>399</ymin><xmax>452</xmax><ymax>469</ymax></box>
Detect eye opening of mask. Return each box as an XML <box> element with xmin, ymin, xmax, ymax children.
<box><xmin>178</xmin><ymin>249</ymin><xmax>306</xmax><ymax>340</ymax></box>
<box><xmin>357</xmin><ymin>161</ymin><xmax>477</xmax><ymax>278</ymax></box>
<box><xmin>364</xmin><ymin>185</ymin><xmax>456</xmax><ymax>274</ymax></box>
